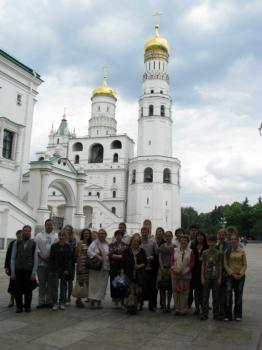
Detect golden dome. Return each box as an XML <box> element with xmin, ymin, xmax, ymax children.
<box><xmin>92</xmin><ymin>85</ymin><xmax>116</xmax><ymax>99</ymax></box>
<box><xmin>144</xmin><ymin>22</ymin><xmax>169</xmax><ymax>53</ymax></box>
<box><xmin>145</xmin><ymin>33</ymin><xmax>169</xmax><ymax>53</ymax></box>
<box><xmin>92</xmin><ymin>66</ymin><xmax>117</xmax><ymax>99</ymax></box>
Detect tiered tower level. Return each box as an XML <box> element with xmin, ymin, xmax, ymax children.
<box><xmin>89</xmin><ymin>67</ymin><xmax>117</xmax><ymax>137</ymax></box>
<box><xmin>138</xmin><ymin>18</ymin><xmax>172</xmax><ymax>157</ymax></box>
<box><xmin>127</xmin><ymin>16</ymin><xmax>181</xmax><ymax>233</ymax></box>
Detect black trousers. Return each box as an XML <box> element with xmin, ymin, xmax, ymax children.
<box><xmin>143</xmin><ymin>270</ymin><xmax>157</xmax><ymax>307</ymax></box>
<box><xmin>14</xmin><ymin>269</ymin><xmax>33</xmax><ymax>309</ymax></box>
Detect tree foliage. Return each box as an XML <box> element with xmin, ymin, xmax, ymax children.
<box><xmin>181</xmin><ymin>197</ymin><xmax>262</xmax><ymax>239</ymax></box>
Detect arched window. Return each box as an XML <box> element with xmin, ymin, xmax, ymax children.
<box><xmin>147</xmin><ymin>197</ymin><xmax>149</xmax><ymax>205</ymax></box>
<box><xmin>111</xmin><ymin>140</ymin><xmax>122</xmax><ymax>149</ymax></box>
<box><xmin>163</xmin><ymin>168</ymin><xmax>171</xmax><ymax>183</ymax></box>
<box><xmin>149</xmin><ymin>105</ymin><xmax>154</xmax><ymax>116</ymax></box>
<box><xmin>140</xmin><ymin>107</ymin><xmax>143</xmax><ymax>117</ymax></box>
<box><xmin>74</xmin><ymin>155</ymin><xmax>80</xmax><ymax>164</ymax></box>
<box><xmin>144</xmin><ymin>167</ymin><xmax>153</xmax><ymax>183</ymax></box>
<box><xmin>132</xmin><ymin>169</ymin><xmax>136</xmax><ymax>184</ymax></box>
<box><xmin>112</xmin><ymin>207</ymin><xmax>116</xmax><ymax>214</ymax></box>
<box><xmin>97</xmin><ymin>192</ymin><xmax>100</xmax><ymax>198</ymax></box>
<box><xmin>72</xmin><ymin>142</ymin><xmax>83</xmax><ymax>152</ymax></box>
<box><xmin>113</xmin><ymin>153</ymin><xmax>118</xmax><ymax>163</ymax></box>
<box><xmin>38</xmin><ymin>157</ymin><xmax>44</xmax><ymax>161</ymax></box>
<box><xmin>88</xmin><ymin>192</ymin><xmax>92</xmax><ymax>196</ymax></box>
<box><xmin>113</xmin><ymin>177</ymin><xmax>116</xmax><ymax>183</ymax></box>
<box><xmin>161</xmin><ymin>105</ymin><xmax>165</xmax><ymax>117</ymax></box>
<box><xmin>112</xmin><ymin>191</ymin><xmax>116</xmax><ymax>198</ymax></box>
<box><xmin>89</xmin><ymin>143</ymin><xmax>104</xmax><ymax>163</ymax></box>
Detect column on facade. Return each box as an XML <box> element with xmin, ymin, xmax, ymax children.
<box><xmin>15</xmin><ymin>129</ymin><xmax>23</xmax><ymax>163</ymax></box>
<box><xmin>39</xmin><ymin>171</ymin><xmax>50</xmax><ymax>209</ymax></box>
<box><xmin>76</xmin><ymin>179</ymin><xmax>85</xmax><ymax>215</ymax></box>
<box><xmin>0</xmin><ymin>126</ymin><xmax>3</xmax><ymax>157</ymax></box>
<box><xmin>64</xmin><ymin>205</ymin><xmax>75</xmax><ymax>226</ymax></box>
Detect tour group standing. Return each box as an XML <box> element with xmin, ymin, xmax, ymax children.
<box><xmin>4</xmin><ymin>220</ymin><xmax>247</xmax><ymax>322</ymax></box>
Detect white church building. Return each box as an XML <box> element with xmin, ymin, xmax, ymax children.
<box><xmin>0</xmin><ymin>19</ymin><xmax>181</xmax><ymax>245</ymax></box>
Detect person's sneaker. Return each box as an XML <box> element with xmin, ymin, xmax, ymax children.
<box><xmin>25</xmin><ymin>307</ymin><xmax>31</xmax><ymax>313</ymax></box>
<box><xmin>235</xmin><ymin>317</ymin><xmax>242</xmax><ymax>321</ymax></box>
<box><xmin>52</xmin><ymin>304</ymin><xmax>58</xmax><ymax>311</ymax></box>
<box><xmin>16</xmin><ymin>308</ymin><xmax>23</xmax><ymax>313</ymax></box>
<box><xmin>224</xmin><ymin>317</ymin><xmax>229</xmax><ymax>321</ymax></box>
<box><xmin>59</xmin><ymin>304</ymin><xmax>66</xmax><ymax>310</ymax></box>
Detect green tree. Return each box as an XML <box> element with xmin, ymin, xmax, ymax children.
<box><xmin>181</xmin><ymin>207</ymin><xmax>199</xmax><ymax>231</ymax></box>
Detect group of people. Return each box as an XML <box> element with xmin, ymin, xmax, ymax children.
<box><xmin>4</xmin><ymin>220</ymin><xmax>247</xmax><ymax>322</ymax></box>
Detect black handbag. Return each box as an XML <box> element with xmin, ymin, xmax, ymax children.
<box><xmin>86</xmin><ymin>256</ymin><xmax>102</xmax><ymax>271</ymax></box>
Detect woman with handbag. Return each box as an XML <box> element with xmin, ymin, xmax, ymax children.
<box><xmin>87</xmin><ymin>229</ymin><xmax>109</xmax><ymax>309</ymax></box>
<box><xmin>170</xmin><ymin>235</ymin><xmax>195</xmax><ymax>315</ymax></box>
<box><xmin>121</xmin><ymin>233</ymin><xmax>147</xmax><ymax>315</ymax></box>
<box><xmin>74</xmin><ymin>229</ymin><xmax>92</xmax><ymax>308</ymax></box>
<box><xmin>109</xmin><ymin>230</ymin><xmax>127</xmax><ymax>308</ymax></box>
<box><xmin>158</xmin><ymin>231</ymin><xmax>175</xmax><ymax>313</ymax></box>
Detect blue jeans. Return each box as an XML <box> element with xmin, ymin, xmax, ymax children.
<box><xmin>225</xmin><ymin>275</ymin><xmax>245</xmax><ymax>319</ymax></box>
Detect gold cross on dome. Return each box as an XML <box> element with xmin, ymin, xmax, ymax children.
<box><xmin>103</xmin><ymin>65</ymin><xmax>108</xmax><ymax>86</ymax></box>
<box><xmin>153</xmin><ymin>12</ymin><xmax>162</xmax><ymax>26</ymax></box>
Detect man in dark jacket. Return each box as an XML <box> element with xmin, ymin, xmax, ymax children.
<box><xmin>10</xmin><ymin>225</ymin><xmax>38</xmax><ymax>313</ymax></box>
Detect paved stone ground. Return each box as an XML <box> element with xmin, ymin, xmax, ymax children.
<box><xmin>0</xmin><ymin>244</ymin><xmax>262</xmax><ymax>350</ymax></box>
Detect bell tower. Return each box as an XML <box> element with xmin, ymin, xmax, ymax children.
<box><xmin>127</xmin><ymin>15</ymin><xmax>181</xmax><ymax>233</ymax></box>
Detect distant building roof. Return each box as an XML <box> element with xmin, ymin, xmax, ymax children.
<box><xmin>0</xmin><ymin>48</ymin><xmax>42</xmax><ymax>81</ymax></box>
<box><xmin>56</xmin><ymin>115</ymin><xmax>71</xmax><ymax>136</ymax></box>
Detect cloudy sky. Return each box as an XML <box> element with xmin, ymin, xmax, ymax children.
<box><xmin>1</xmin><ymin>0</ymin><xmax>262</xmax><ymax>212</ymax></box>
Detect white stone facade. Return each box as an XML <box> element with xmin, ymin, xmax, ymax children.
<box><xmin>0</xmin><ymin>49</ymin><xmax>42</xmax><ymax>247</ymax></box>
<box><xmin>0</xmin><ymin>21</ymin><xmax>181</xmax><ymax>243</ymax></box>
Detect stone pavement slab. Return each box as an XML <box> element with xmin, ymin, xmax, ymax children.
<box><xmin>33</xmin><ymin>327</ymin><xmax>92</xmax><ymax>348</ymax></box>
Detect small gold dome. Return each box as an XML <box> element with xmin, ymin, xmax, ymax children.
<box><xmin>92</xmin><ymin>85</ymin><xmax>116</xmax><ymax>99</ymax></box>
<box><xmin>92</xmin><ymin>66</ymin><xmax>117</xmax><ymax>99</ymax></box>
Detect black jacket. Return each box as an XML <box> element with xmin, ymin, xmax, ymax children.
<box><xmin>50</xmin><ymin>242</ymin><xmax>71</xmax><ymax>274</ymax></box>
<box><xmin>4</xmin><ymin>240</ymin><xmax>16</xmax><ymax>272</ymax></box>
